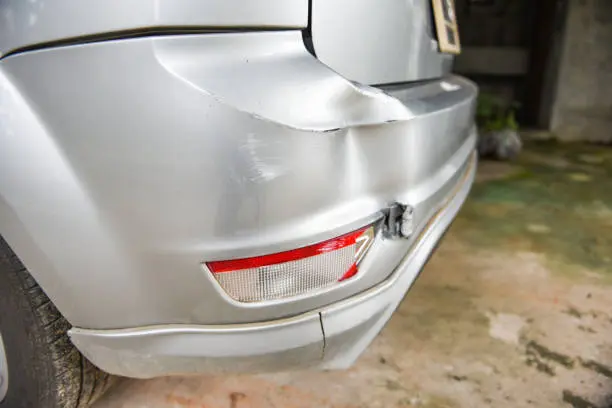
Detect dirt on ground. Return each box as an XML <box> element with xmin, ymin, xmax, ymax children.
<box><xmin>95</xmin><ymin>142</ymin><xmax>612</xmax><ymax>408</ymax></box>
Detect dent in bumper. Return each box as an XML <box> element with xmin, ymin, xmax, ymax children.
<box><xmin>1</xmin><ymin>30</ymin><xmax>477</xmax><ymax>329</ymax></box>
<box><xmin>70</xmin><ymin>312</ymin><xmax>324</xmax><ymax>378</ymax></box>
<box><xmin>69</xmin><ymin>153</ymin><xmax>476</xmax><ymax>378</ymax></box>
<box><xmin>320</xmin><ymin>153</ymin><xmax>476</xmax><ymax>369</ymax></box>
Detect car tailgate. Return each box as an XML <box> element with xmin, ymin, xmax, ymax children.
<box><xmin>310</xmin><ymin>0</ymin><xmax>452</xmax><ymax>85</ymax></box>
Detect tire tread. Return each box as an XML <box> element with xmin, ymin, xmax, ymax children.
<box><xmin>0</xmin><ymin>237</ymin><xmax>114</xmax><ymax>407</ymax></box>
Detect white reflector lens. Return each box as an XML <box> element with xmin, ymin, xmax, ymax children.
<box><xmin>207</xmin><ymin>226</ymin><xmax>375</xmax><ymax>303</ymax></box>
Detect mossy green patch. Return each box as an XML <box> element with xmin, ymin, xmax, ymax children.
<box><xmin>454</xmin><ymin>142</ymin><xmax>612</xmax><ymax>280</ymax></box>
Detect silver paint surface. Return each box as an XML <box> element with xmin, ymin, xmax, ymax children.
<box><xmin>1</xmin><ymin>0</ymin><xmax>451</xmax><ymax>86</ymax></box>
<box><xmin>0</xmin><ymin>0</ymin><xmax>307</xmax><ymax>57</ymax></box>
<box><xmin>70</xmin><ymin>311</ymin><xmax>325</xmax><ymax>378</ymax></box>
<box><xmin>69</xmin><ymin>154</ymin><xmax>476</xmax><ymax>378</ymax></box>
<box><xmin>0</xmin><ymin>0</ymin><xmax>477</xmax><ymax>377</ymax></box>
<box><xmin>320</xmin><ymin>154</ymin><xmax>476</xmax><ymax>369</ymax></box>
<box><xmin>0</xmin><ymin>32</ymin><xmax>477</xmax><ymax>332</ymax></box>
<box><xmin>311</xmin><ymin>0</ymin><xmax>454</xmax><ymax>84</ymax></box>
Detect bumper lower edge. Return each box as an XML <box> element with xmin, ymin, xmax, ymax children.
<box><xmin>69</xmin><ymin>153</ymin><xmax>476</xmax><ymax>378</ymax></box>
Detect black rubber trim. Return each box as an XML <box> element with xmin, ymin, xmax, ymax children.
<box><xmin>302</xmin><ymin>0</ymin><xmax>316</xmax><ymax>56</ymax></box>
<box><xmin>373</xmin><ymin>77</ymin><xmax>444</xmax><ymax>90</ymax></box>
<box><xmin>0</xmin><ymin>26</ymin><xmax>298</xmax><ymax>60</ymax></box>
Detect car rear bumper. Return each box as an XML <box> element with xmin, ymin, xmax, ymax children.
<box><xmin>1</xmin><ymin>30</ymin><xmax>478</xmax><ymax>377</ymax></box>
<box><xmin>69</xmin><ymin>151</ymin><xmax>475</xmax><ymax>378</ymax></box>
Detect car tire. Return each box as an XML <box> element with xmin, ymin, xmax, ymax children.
<box><xmin>0</xmin><ymin>237</ymin><xmax>114</xmax><ymax>407</ymax></box>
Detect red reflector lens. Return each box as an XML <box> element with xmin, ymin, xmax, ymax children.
<box><xmin>208</xmin><ymin>227</ymin><xmax>369</xmax><ymax>273</ymax></box>
<box><xmin>205</xmin><ymin>226</ymin><xmax>375</xmax><ymax>302</ymax></box>
<box><xmin>339</xmin><ymin>264</ymin><xmax>358</xmax><ymax>282</ymax></box>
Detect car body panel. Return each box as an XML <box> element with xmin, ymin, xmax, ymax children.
<box><xmin>70</xmin><ymin>311</ymin><xmax>326</xmax><ymax>377</ymax></box>
<box><xmin>0</xmin><ymin>0</ymin><xmax>307</xmax><ymax>57</ymax></box>
<box><xmin>0</xmin><ymin>31</ymin><xmax>476</xmax><ymax>331</ymax></box>
<box><xmin>0</xmin><ymin>0</ymin><xmax>478</xmax><ymax>378</ymax></box>
<box><xmin>319</xmin><ymin>155</ymin><xmax>475</xmax><ymax>369</ymax></box>
<box><xmin>69</xmin><ymin>152</ymin><xmax>476</xmax><ymax>378</ymax></box>
<box><xmin>311</xmin><ymin>0</ymin><xmax>453</xmax><ymax>84</ymax></box>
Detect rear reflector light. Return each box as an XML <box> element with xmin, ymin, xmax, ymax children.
<box><xmin>206</xmin><ymin>226</ymin><xmax>375</xmax><ymax>303</ymax></box>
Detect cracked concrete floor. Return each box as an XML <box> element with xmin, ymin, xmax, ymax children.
<box><xmin>95</xmin><ymin>142</ymin><xmax>612</xmax><ymax>408</ymax></box>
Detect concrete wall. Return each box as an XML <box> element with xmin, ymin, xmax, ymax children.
<box><xmin>551</xmin><ymin>0</ymin><xmax>612</xmax><ymax>142</ymax></box>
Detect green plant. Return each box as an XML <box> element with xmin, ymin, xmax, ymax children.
<box><xmin>476</xmin><ymin>93</ymin><xmax>520</xmax><ymax>132</ymax></box>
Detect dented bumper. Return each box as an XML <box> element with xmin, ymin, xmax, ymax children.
<box><xmin>69</xmin><ymin>153</ymin><xmax>476</xmax><ymax>378</ymax></box>
<box><xmin>0</xmin><ymin>30</ymin><xmax>477</xmax><ymax>377</ymax></box>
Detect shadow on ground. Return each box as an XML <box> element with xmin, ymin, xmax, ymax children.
<box><xmin>95</xmin><ymin>142</ymin><xmax>612</xmax><ymax>408</ymax></box>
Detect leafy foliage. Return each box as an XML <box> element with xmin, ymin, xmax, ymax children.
<box><xmin>476</xmin><ymin>93</ymin><xmax>520</xmax><ymax>132</ymax></box>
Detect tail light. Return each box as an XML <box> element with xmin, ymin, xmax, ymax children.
<box><xmin>206</xmin><ymin>226</ymin><xmax>375</xmax><ymax>303</ymax></box>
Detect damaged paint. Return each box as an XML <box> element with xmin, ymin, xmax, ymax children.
<box><xmin>238</xmin><ymin>133</ymin><xmax>288</xmax><ymax>184</ymax></box>
<box><xmin>154</xmin><ymin>31</ymin><xmax>472</xmax><ymax>133</ymax></box>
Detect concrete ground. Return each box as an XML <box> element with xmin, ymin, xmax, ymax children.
<box><xmin>95</xmin><ymin>142</ymin><xmax>612</xmax><ymax>408</ymax></box>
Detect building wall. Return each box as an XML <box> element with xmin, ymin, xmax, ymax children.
<box><xmin>453</xmin><ymin>0</ymin><xmax>534</xmax><ymax>120</ymax></box>
<box><xmin>551</xmin><ymin>0</ymin><xmax>612</xmax><ymax>142</ymax></box>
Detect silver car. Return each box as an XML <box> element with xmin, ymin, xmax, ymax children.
<box><xmin>0</xmin><ymin>0</ymin><xmax>477</xmax><ymax>406</ymax></box>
